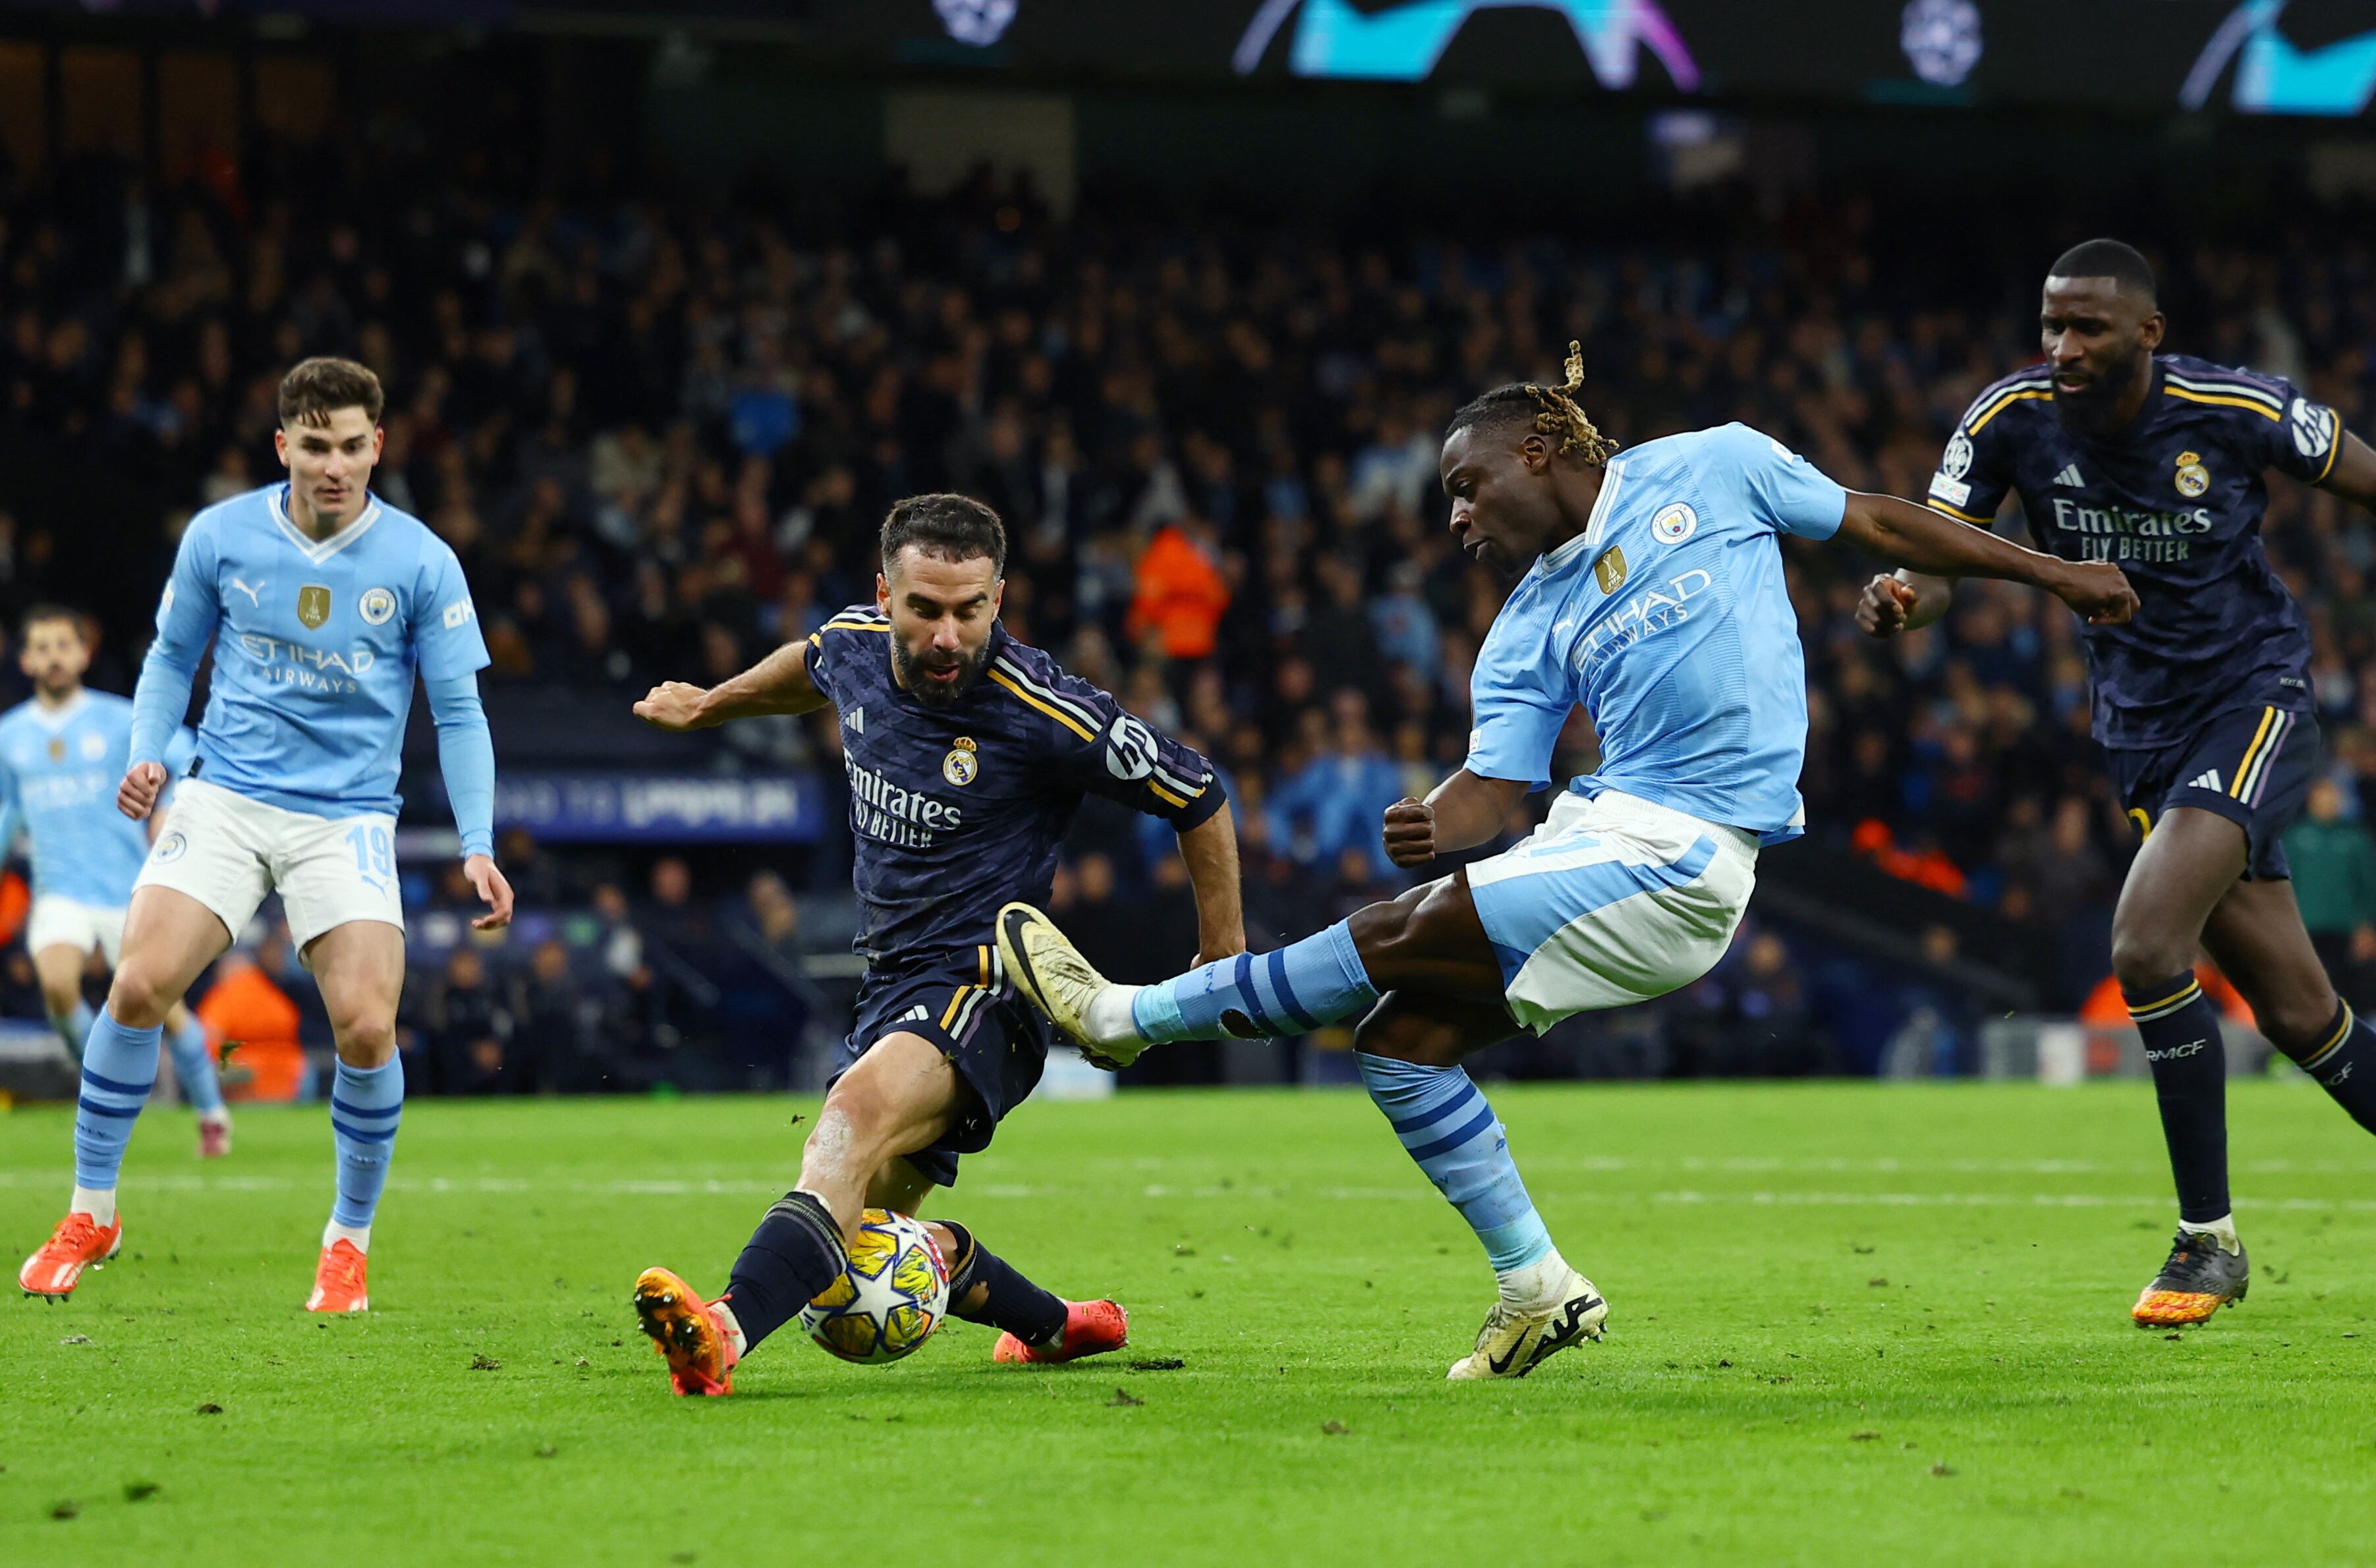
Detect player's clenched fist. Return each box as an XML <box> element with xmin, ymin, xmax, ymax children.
<box><xmin>1855</xmin><ymin>574</ymin><xmax>1917</xmax><ymax>638</ymax></box>
<box><xmin>1383</xmin><ymin>797</ymin><xmax>1438</xmax><ymax>867</ymax></box>
<box><xmin>2049</xmin><ymin>559</ymin><xmax>2140</xmax><ymax>627</ymax></box>
<box><xmin>633</xmin><ymin>681</ymin><xmax>715</xmax><ymax>731</ymax></box>
<box><xmin>117</xmin><ymin>760</ymin><xmax>167</xmax><ymax>821</ymax></box>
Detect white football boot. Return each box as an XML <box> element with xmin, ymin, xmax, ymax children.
<box><xmin>1446</xmin><ymin>1267</ymin><xmax>1609</xmax><ymax>1380</ymax></box>
<box><xmin>997</xmin><ymin>902</ymin><xmax>1144</xmax><ymax>1069</ymax></box>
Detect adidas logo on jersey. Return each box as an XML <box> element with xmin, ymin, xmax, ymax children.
<box><xmin>846</xmin><ymin>706</ymin><xmax>864</xmax><ymax>733</ymax></box>
<box><xmin>2053</xmin><ymin>464</ymin><xmax>2085</xmax><ymax>487</ymax></box>
<box><xmin>2188</xmin><ymin>769</ymin><xmax>2223</xmax><ymax>793</ymax></box>
<box><xmin>897</xmin><ymin>1004</ymin><xmax>930</xmax><ymax>1024</ymax></box>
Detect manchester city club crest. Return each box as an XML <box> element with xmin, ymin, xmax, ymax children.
<box><xmin>1651</xmin><ymin>503</ymin><xmax>1699</xmax><ymax>544</ymax></box>
<box><xmin>152</xmin><ymin>831</ymin><xmax>188</xmax><ymax>865</ymax></box>
<box><xmin>2174</xmin><ymin>450</ymin><xmax>2209</xmax><ymax>498</ymax></box>
<box><xmin>297</xmin><ymin>583</ymin><xmax>333</xmax><ymax>630</ymax></box>
<box><xmin>360</xmin><ymin>586</ymin><xmax>397</xmax><ymax>625</ymax></box>
<box><xmin>1593</xmin><ymin>544</ymin><xmax>1629</xmax><ymax>594</ymax></box>
<box><xmin>944</xmin><ymin>735</ymin><xmax>979</xmax><ymax>786</ymax></box>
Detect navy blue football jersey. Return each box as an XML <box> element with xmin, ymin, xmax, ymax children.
<box><xmin>1928</xmin><ymin>354</ymin><xmax>2340</xmax><ymax>750</ymax></box>
<box><xmin>804</xmin><ymin>605</ymin><xmax>1225</xmax><ymax>963</ymax></box>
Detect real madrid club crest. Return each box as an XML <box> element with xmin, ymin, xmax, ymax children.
<box><xmin>943</xmin><ymin>735</ymin><xmax>978</xmax><ymax>787</ymax></box>
<box><xmin>2174</xmin><ymin>450</ymin><xmax>2209</xmax><ymax>499</ymax></box>
<box><xmin>1592</xmin><ymin>544</ymin><xmax>1629</xmax><ymax>594</ymax></box>
<box><xmin>297</xmin><ymin>583</ymin><xmax>333</xmax><ymax>630</ymax></box>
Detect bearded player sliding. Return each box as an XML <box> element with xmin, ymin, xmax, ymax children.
<box><xmin>1861</xmin><ymin>239</ymin><xmax>2376</xmax><ymax>1327</ymax></box>
<box><xmin>627</xmin><ymin>493</ymin><xmax>1243</xmax><ymax>1395</ymax></box>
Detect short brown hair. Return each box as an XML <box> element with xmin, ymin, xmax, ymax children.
<box><xmin>880</xmin><ymin>493</ymin><xmax>1007</xmax><ymax>576</ymax></box>
<box><xmin>277</xmin><ymin>356</ymin><xmax>385</xmax><ymax>428</ymax></box>
<box><xmin>20</xmin><ymin>603</ymin><xmax>85</xmax><ymax>642</ymax></box>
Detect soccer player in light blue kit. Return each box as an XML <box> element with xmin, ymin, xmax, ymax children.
<box><xmin>18</xmin><ymin>358</ymin><xmax>513</xmax><ymax>1312</ymax></box>
<box><xmin>1000</xmin><ymin>345</ymin><xmax>2136</xmax><ymax>1378</ymax></box>
<box><xmin>0</xmin><ymin>606</ymin><xmax>227</xmax><ymax>1154</ymax></box>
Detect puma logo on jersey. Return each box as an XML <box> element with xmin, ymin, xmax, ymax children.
<box><xmin>2052</xmin><ymin>463</ymin><xmax>2085</xmax><ymax>487</ymax></box>
<box><xmin>231</xmin><ymin>578</ymin><xmax>264</xmax><ymax>605</ymax></box>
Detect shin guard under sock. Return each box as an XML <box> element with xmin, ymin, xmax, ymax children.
<box><xmin>2124</xmin><ymin>972</ymin><xmax>2229</xmax><ymax>1224</ymax></box>
<box><xmin>723</xmin><ymin>1190</ymin><xmax>847</xmax><ymax>1353</ymax></box>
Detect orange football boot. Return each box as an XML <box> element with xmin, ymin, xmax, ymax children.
<box><xmin>993</xmin><ymin>1298</ymin><xmax>1129</xmax><ymax>1364</ymax></box>
<box><xmin>18</xmin><ymin>1211</ymin><xmax>123</xmax><ymax>1301</ymax></box>
<box><xmin>306</xmin><ymin>1239</ymin><xmax>370</xmax><ymax>1313</ymax></box>
<box><xmin>633</xmin><ymin>1267</ymin><xmax>741</xmax><ymax>1396</ymax></box>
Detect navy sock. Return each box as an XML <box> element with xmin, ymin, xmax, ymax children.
<box><xmin>938</xmin><ymin>1220</ymin><xmax>1067</xmax><ymax>1346</ymax></box>
<box><xmin>2296</xmin><ymin>1002</ymin><xmax>2376</xmax><ymax>1136</ymax></box>
<box><xmin>723</xmin><ymin>1190</ymin><xmax>847</xmax><ymax>1353</ymax></box>
<box><xmin>2124</xmin><ymin>972</ymin><xmax>2229</xmax><ymax>1223</ymax></box>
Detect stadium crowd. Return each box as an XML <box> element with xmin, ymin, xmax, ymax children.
<box><xmin>6</xmin><ymin>133</ymin><xmax>2376</xmax><ymax>1090</ymax></box>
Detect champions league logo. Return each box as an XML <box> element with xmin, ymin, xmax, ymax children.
<box><xmin>935</xmin><ymin>0</ymin><xmax>1017</xmax><ymax>47</ymax></box>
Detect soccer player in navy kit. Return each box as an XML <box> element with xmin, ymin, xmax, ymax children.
<box><xmin>1862</xmin><ymin>240</ymin><xmax>2376</xmax><ymax>1326</ymax></box>
<box><xmin>627</xmin><ymin>493</ymin><xmax>1244</xmax><ymax>1395</ymax></box>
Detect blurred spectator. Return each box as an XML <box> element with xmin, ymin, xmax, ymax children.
<box><xmin>2284</xmin><ymin>777</ymin><xmax>2376</xmax><ymax>1007</ymax></box>
<box><xmin>1127</xmin><ymin>515</ymin><xmax>1230</xmax><ymax>660</ymax></box>
<box><xmin>426</xmin><ymin>945</ymin><xmax>515</xmax><ymax>1096</ymax></box>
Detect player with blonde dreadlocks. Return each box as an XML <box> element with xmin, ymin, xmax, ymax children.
<box><xmin>995</xmin><ymin>343</ymin><xmax>2137</xmax><ymax>1381</ymax></box>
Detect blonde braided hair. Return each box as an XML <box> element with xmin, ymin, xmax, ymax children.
<box><xmin>1519</xmin><ymin>341</ymin><xmax>1620</xmax><ymax>466</ymax></box>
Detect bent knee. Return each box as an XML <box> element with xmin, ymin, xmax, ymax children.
<box><xmin>327</xmin><ymin>1008</ymin><xmax>397</xmax><ymax>1058</ymax></box>
<box><xmin>105</xmin><ymin>966</ymin><xmax>180</xmax><ymax>1029</ymax></box>
<box><xmin>2254</xmin><ymin>995</ymin><xmax>2341</xmax><ymax>1053</ymax></box>
<box><xmin>2108</xmin><ymin>924</ymin><xmax>2195</xmax><ymax>992</ymax></box>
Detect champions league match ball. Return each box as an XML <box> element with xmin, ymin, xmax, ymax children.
<box><xmin>799</xmin><ymin>1209</ymin><xmax>952</xmax><ymax>1364</ymax></box>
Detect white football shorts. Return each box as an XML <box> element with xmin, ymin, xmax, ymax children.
<box><xmin>1466</xmin><ymin>788</ymin><xmax>1758</xmax><ymax>1034</ymax></box>
<box><xmin>26</xmin><ymin>896</ymin><xmax>127</xmax><ymax>966</ymax></box>
<box><xmin>132</xmin><ymin>777</ymin><xmax>405</xmax><ymax>953</ymax></box>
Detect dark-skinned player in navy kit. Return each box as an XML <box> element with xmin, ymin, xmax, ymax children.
<box><xmin>1861</xmin><ymin>240</ymin><xmax>2376</xmax><ymax>1326</ymax></box>
<box><xmin>625</xmin><ymin>493</ymin><xmax>1245</xmax><ymax>1394</ymax></box>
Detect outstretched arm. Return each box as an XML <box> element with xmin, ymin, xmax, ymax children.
<box><xmin>1176</xmin><ymin>806</ymin><xmax>1246</xmax><ymax>966</ymax></box>
<box><xmin>1383</xmin><ymin>770</ymin><xmax>1531</xmax><ymax>868</ymax></box>
<box><xmin>1836</xmin><ymin>490</ymin><xmax>2136</xmax><ymax>627</ymax></box>
<box><xmin>635</xmin><ymin>638</ymin><xmax>828</xmax><ymax>730</ymax></box>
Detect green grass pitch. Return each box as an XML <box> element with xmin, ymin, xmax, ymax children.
<box><xmin>3</xmin><ymin>1080</ymin><xmax>2372</xmax><ymax>1566</ymax></box>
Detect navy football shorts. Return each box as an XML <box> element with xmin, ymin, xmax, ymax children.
<box><xmin>831</xmin><ymin>942</ymin><xmax>1050</xmax><ymax>1189</ymax></box>
<box><xmin>2111</xmin><ymin>703</ymin><xmax>2319</xmax><ymax>881</ymax></box>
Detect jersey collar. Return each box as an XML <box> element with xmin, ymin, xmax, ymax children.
<box><xmin>26</xmin><ymin>689</ymin><xmax>88</xmax><ymax>731</ymax></box>
<box><xmin>271</xmin><ymin>484</ymin><xmax>383</xmax><ymax>565</ymax></box>
<box><xmin>1539</xmin><ymin>456</ymin><xmax>1626</xmax><ymax>576</ymax></box>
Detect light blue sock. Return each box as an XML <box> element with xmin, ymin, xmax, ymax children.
<box><xmin>1357</xmin><ymin>1051</ymin><xmax>1553</xmax><ymax>1272</ymax></box>
<box><xmin>167</xmin><ymin>1018</ymin><xmax>226</xmax><ymax>1115</ymax></box>
<box><xmin>1131</xmin><ymin>922</ymin><xmax>1378</xmax><ymax>1042</ymax></box>
<box><xmin>74</xmin><ymin>1009</ymin><xmax>161</xmax><ymax>1190</ymax></box>
<box><xmin>329</xmin><ymin>1058</ymin><xmax>404</xmax><ymax>1229</ymax></box>
<box><xmin>50</xmin><ymin>1001</ymin><xmax>94</xmax><ymax>1061</ymax></box>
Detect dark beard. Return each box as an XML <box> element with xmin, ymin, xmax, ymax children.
<box><xmin>891</xmin><ymin>637</ymin><xmax>989</xmax><ymax>708</ymax></box>
<box><xmin>2052</xmin><ymin>350</ymin><xmax>2145</xmax><ymax>439</ymax></box>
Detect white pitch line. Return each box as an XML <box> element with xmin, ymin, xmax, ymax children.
<box><xmin>0</xmin><ymin>1170</ymin><xmax>2371</xmax><ymax>1212</ymax></box>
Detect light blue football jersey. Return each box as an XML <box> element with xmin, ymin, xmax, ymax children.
<box><xmin>139</xmin><ymin>484</ymin><xmax>489</xmax><ymax>818</ymax></box>
<box><xmin>0</xmin><ymin>692</ymin><xmax>195</xmax><ymax>906</ymax></box>
<box><xmin>1463</xmin><ymin>423</ymin><xmax>1848</xmax><ymax>843</ymax></box>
